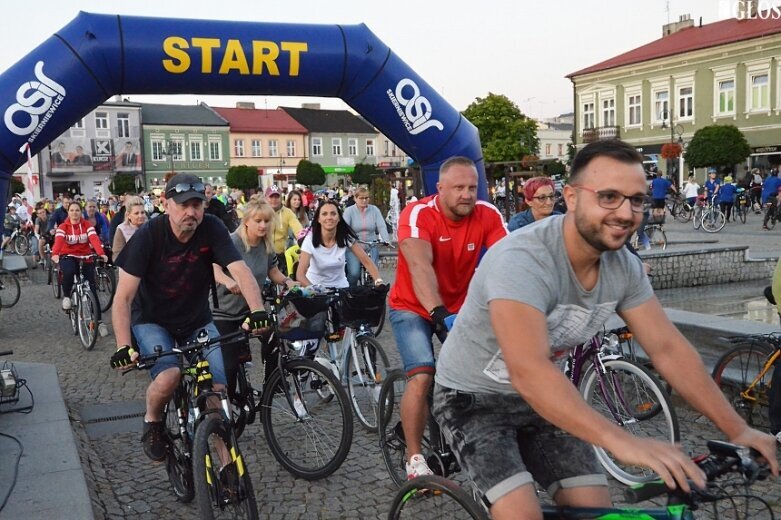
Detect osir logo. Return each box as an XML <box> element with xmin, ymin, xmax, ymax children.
<box><xmin>4</xmin><ymin>61</ymin><xmax>66</xmax><ymax>138</ymax></box>
<box><xmin>387</xmin><ymin>78</ymin><xmax>443</xmax><ymax>136</ymax></box>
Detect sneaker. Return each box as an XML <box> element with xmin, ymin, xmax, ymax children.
<box><xmin>218</xmin><ymin>462</ymin><xmax>241</xmax><ymax>504</ymax></box>
<box><xmin>763</xmin><ymin>225</ymin><xmax>770</xmax><ymax>230</ymax></box>
<box><xmin>61</xmin><ymin>296</ymin><xmax>72</xmax><ymax>311</ymax></box>
<box><xmin>98</xmin><ymin>322</ymin><xmax>109</xmax><ymax>337</ymax></box>
<box><xmin>406</xmin><ymin>453</ymin><xmax>434</xmax><ymax>480</ymax></box>
<box><xmin>141</xmin><ymin>421</ymin><xmax>168</xmax><ymax>462</ymax></box>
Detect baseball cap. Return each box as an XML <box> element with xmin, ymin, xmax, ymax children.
<box><xmin>707</xmin><ymin>168</ymin><xmax>717</xmax><ymax>174</ymax></box>
<box><xmin>265</xmin><ymin>185</ymin><xmax>282</xmax><ymax>198</ymax></box>
<box><xmin>724</xmin><ymin>175</ymin><xmax>733</xmax><ymax>183</ymax></box>
<box><xmin>165</xmin><ymin>173</ymin><xmax>206</xmax><ymax>204</ymax></box>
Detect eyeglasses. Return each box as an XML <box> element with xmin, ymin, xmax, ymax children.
<box><xmin>166</xmin><ymin>182</ymin><xmax>205</xmax><ymax>196</ymax></box>
<box><xmin>531</xmin><ymin>194</ymin><xmax>555</xmax><ymax>202</ymax></box>
<box><xmin>357</xmin><ymin>196</ymin><xmax>370</xmax><ymax>200</ymax></box>
<box><xmin>571</xmin><ymin>185</ymin><xmax>645</xmax><ymax>213</ymax></box>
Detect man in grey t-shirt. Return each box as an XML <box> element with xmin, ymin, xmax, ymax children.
<box><xmin>433</xmin><ymin>139</ymin><xmax>778</xmax><ymax>520</ymax></box>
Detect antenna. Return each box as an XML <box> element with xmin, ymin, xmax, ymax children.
<box><xmin>666</xmin><ymin>0</ymin><xmax>670</xmax><ymax>24</ymax></box>
<box><xmin>265</xmin><ymin>97</ymin><xmax>268</xmax><ymax>117</ymax></box>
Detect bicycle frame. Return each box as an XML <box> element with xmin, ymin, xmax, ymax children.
<box><xmin>739</xmin><ymin>348</ymin><xmax>779</xmax><ymax>404</ymax></box>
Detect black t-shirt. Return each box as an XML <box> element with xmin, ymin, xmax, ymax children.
<box><xmin>115</xmin><ymin>214</ymin><xmax>242</xmax><ymax>335</ymax></box>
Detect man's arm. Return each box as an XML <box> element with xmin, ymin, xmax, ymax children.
<box><xmin>620</xmin><ymin>297</ymin><xmax>778</xmax><ymax>474</ymax></box>
<box><xmin>400</xmin><ymin>237</ymin><xmax>442</xmax><ymax>312</ymax></box>
<box><xmin>226</xmin><ymin>260</ymin><xmax>263</xmax><ymax>311</ymax></box>
<box><xmin>492</xmin><ymin>298</ymin><xmax>708</xmax><ymax>491</ymax></box>
<box><xmin>112</xmin><ymin>268</ymin><xmax>141</xmax><ymax>348</ymax></box>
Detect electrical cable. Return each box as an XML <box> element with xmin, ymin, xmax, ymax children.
<box><xmin>0</xmin><ymin>431</ymin><xmax>23</xmax><ymax>512</ymax></box>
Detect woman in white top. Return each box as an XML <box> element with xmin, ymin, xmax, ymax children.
<box><xmin>112</xmin><ymin>195</ymin><xmax>147</xmax><ymax>259</ymax></box>
<box><xmin>682</xmin><ymin>175</ymin><xmax>701</xmax><ymax>206</ymax></box>
<box><xmin>297</xmin><ymin>200</ymin><xmax>382</xmax><ymax>288</ymax></box>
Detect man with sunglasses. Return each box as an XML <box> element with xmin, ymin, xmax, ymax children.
<box><xmin>109</xmin><ymin>173</ymin><xmax>269</xmax><ymax>464</ymax></box>
<box><xmin>432</xmin><ymin>140</ymin><xmax>778</xmax><ymax>520</ymax></box>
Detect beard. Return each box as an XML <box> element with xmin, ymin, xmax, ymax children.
<box><xmin>574</xmin><ymin>213</ymin><xmax>637</xmax><ymax>252</ymax></box>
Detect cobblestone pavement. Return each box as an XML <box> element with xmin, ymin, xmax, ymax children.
<box><xmin>2</xmin><ymin>266</ymin><xmax>779</xmax><ymax>518</ymax></box>
<box><xmin>660</xmin><ymin>212</ymin><xmax>781</xmax><ymax>258</ymax></box>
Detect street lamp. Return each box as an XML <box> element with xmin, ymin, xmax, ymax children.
<box><xmin>661</xmin><ymin>110</ymin><xmax>685</xmax><ymax>186</ymax></box>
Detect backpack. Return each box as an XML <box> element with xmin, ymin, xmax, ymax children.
<box><xmin>148</xmin><ymin>215</ymin><xmax>219</xmax><ymax>309</ymax></box>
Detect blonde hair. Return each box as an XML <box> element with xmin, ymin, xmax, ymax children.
<box><xmin>123</xmin><ymin>196</ymin><xmax>145</xmax><ymax>223</ymax></box>
<box><xmin>355</xmin><ymin>185</ymin><xmax>370</xmax><ymax>197</ymax></box>
<box><xmin>237</xmin><ymin>196</ymin><xmax>277</xmax><ymax>253</ymax></box>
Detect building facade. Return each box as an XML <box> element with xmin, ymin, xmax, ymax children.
<box><xmin>568</xmin><ymin>14</ymin><xmax>781</xmax><ymax>185</ymax></box>
<box><xmin>141</xmin><ymin>103</ymin><xmax>230</xmax><ymax>192</ymax></box>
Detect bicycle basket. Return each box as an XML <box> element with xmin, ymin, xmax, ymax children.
<box><xmin>338</xmin><ymin>285</ymin><xmax>389</xmax><ymax>327</ymax></box>
<box><xmin>277</xmin><ymin>294</ymin><xmax>330</xmax><ymax>339</ymax></box>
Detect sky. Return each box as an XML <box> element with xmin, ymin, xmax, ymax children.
<box><xmin>0</xmin><ymin>0</ymin><xmax>748</xmax><ymax>120</ymax></box>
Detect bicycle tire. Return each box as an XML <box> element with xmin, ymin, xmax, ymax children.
<box><xmin>768</xmin><ymin>209</ymin><xmax>778</xmax><ymax>230</ymax></box>
<box><xmin>0</xmin><ymin>268</ymin><xmax>21</xmax><ymax>308</ymax></box>
<box><xmin>738</xmin><ymin>202</ymin><xmax>748</xmax><ymax>224</ymax></box>
<box><xmin>379</xmin><ymin>369</ymin><xmax>412</xmax><ymax>487</ymax></box>
<box><xmin>388</xmin><ymin>475</ymin><xmax>489</xmax><ymax>520</ymax></box>
<box><xmin>581</xmin><ymin>359</ymin><xmax>679</xmax><ymax>485</ymax></box>
<box><xmin>712</xmin><ymin>341</ymin><xmax>775</xmax><ymax>431</ymax></box>
<box><xmin>164</xmin><ymin>388</ymin><xmax>195</xmax><ymax>503</ymax></box>
<box><xmin>701</xmin><ymin>208</ymin><xmax>726</xmax><ymax>233</ymax></box>
<box><xmin>692</xmin><ymin>206</ymin><xmax>703</xmax><ymax>230</ymax></box>
<box><xmin>260</xmin><ymin>357</ymin><xmax>353</xmax><ymax>480</ymax></box>
<box><xmin>373</xmin><ymin>301</ymin><xmax>386</xmax><ymax>336</ymax></box>
<box><xmin>12</xmin><ymin>234</ymin><xmax>28</xmax><ymax>256</ymax></box>
<box><xmin>51</xmin><ymin>265</ymin><xmax>62</xmax><ymax>299</ymax></box>
<box><xmin>676</xmin><ymin>203</ymin><xmax>693</xmax><ymax>223</ymax></box>
<box><xmin>231</xmin><ymin>364</ymin><xmax>257</xmax><ymax>439</ymax></box>
<box><xmin>193</xmin><ymin>413</ymin><xmax>259</xmax><ymax>519</ymax></box>
<box><xmin>645</xmin><ymin>226</ymin><xmax>667</xmax><ymax>250</ymax></box>
<box><xmin>77</xmin><ymin>290</ymin><xmax>99</xmax><ymax>350</ymax></box>
<box><xmin>345</xmin><ymin>335</ymin><xmax>390</xmax><ymax>432</ymax></box>
<box><xmin>95</xmin><ymin>266</ymin><xmax>115</xmax><ymax>313</ymax></box>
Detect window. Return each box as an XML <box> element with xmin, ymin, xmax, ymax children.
<box><xmin>170</xmin><ymin>139</ymin><xmax>184</xmax><ymax>161</ymax></box>
<box><xmin>558</xmin><ymin>144</ymin><xmax>564</xmax><ymax>156</ymax></box>
<box><xmin>348</xmin><ymin>138</ymin><xmax>358</xmax><ymax>156</ymax></box>
<box><xmin>602</xmin><ymin>98</ymin><xmax>615</xmax><ymax>126</ymax></box>
<box><xmin>312</xmin><ymin>137</ymin><xmax>322</xmax><ymax>156</ymax></box>
<box><xmin>286</xmin><ymin>140</ymin><xmax>296</xmax><ymax>157</ymax></box>
<box><xmin>209</xmin><ymin>140</ymin><xmax>221</xmax><ymax>161</ymax></box>
<box><xmin>332</xmin><ymin>138</ymin><xmax>342</xmax><ymax>156</ymax></box>
<box><xmin>678</xmin><ymin>86</ymin><xmax>693</xmax><ymax>119</ymax></box>
<box><xmin>628</xmin><ymin>94</ymin><xmax>642</xmax><ymax>126</ymax></box>
<box><xmin>384</xmin><ymin>139</ymin><xmax>390</xmax><ymax>156</ymax></box>
<box><xmin>366</xmin><ymin>139</ymin><xmax>375</xmax><ymax>156</ymax></box>
<box><xmin>654</xmin><ymin>90</ymin><xmax>669</xmax><ymax>122</ymax></box>
<box><xmin>545</xmin><ymin>143</ymin><xmax>551</xmax><ymax>156</ymax></box>
<box><xmin>117</xmin><ymin>113</ymin><xmax>130</xmax><ymax>138</ymax></box>
<box><xmin>582</xmin><ymin>102</ymin><xmax>595</xmax><ymax>129</ymax></box>
<box><xmin>95</xmin><ymin>111</ymin><xmax>109</xmax><ymax>137</ymax></box>
<box><xmin>750</xmin><ymin>73</ymin><xmax>769</xmax><ymax>111</ymax></box>
<box><xmin>268</xmin><ymin>139</ymin><xmax>279</xmax><ymax>157</ymax></box>
<box><xmin>718</xmin><ymin>79</ymin><xmax>735</xmax><ymax>114</ymax></box>
<box><xmin>190</xmin><ymin>140</ymin><xmax>202</xmax><ymax>161</ymax></box>
<box><xmin>234</xmin><ymin>139</ymin><xmax>245</xmax><ymax>157</ymax></box>
<box><xmin>152</xmin><ymin>140</ymin><xmax>165</xmax><ymax>161</ymax></box>
<box><xmin>251</xmin><ymin>139</ymin><xmax>262</xmax><ymax>157</ymax></box>
<box><xmin>70</xmin><ymin>118</ymin><xmax>85</xmax><ymax>137</ymax></box>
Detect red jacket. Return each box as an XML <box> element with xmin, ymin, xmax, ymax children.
<box><xmin>52</xmin><ymin>219</ymin><xmax>105</xmax><ymax>259</ymax></box>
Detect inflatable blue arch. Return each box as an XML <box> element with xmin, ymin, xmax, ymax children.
<box><xmin>0</xmin><ymin>12</ymin><xmax>487</xmax><ymax>204</ymax></box>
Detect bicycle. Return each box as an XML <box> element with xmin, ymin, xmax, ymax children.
<box><xmin>631</xmin><ymin>217</ymin><xmax>667</xmax><ymax>250</ymax></box>
<box><xmin>701</xmin><ymin>194</ymin><xmax>726</xmax><ymax>233</ymax></box>
<box><xmin>355</xmin><ymin>239</ymin><xmax>394</xmax><ymax>335</ymax></box>
<box><xmin>691</xmin><ymin>194</ymin><xmax>708</xmax><ymax>230</ymax></box>
<box><xmin>45</xmin><ymin>241</ymin><xmax>63</xmax><ymax>299</ymax></box>
<box><xmin>228</xmin><ymin>284</ymin><xmax>354</xmax><ymax>480</ymax></box>
<box><xmin>387</xmin><ymin>440</ymin><xmax>773</xmax><ymax>520</ymax></box>
<box><xmin>603</xmin><ymin>326</ymin><xmax>672</xmax><ymax>396</ymax></box>
<box><xmin>125</xmin><ymin>329</ymin><xmax>259</xmax><ymax>519</ymax></box>
<box><xmin>59</xmin><ymin>254</ymin><xmax>101</xmax><ymax>350</ymax></box>
<box><xmin>665</xmin><ymin>193</ymin><xmax>691</xmax><ymax>223</ymax></box>
<box><xmin>0</xmin><ymin>267</ymin><xmax>21</xmax><ymax>308</ymax></box>
<box><xmin>4</xmin><ymin>224</ymin><xmax>32</xmax><ymax>256</ymax></box>
<box><xmin>94</xmin><ymin>249</ymin><xmax>116</xmax><ymax>313</ymax></box>
<box><xmin>764</xmin><ymin>199</ymin><xmax>781</xmax><ymax>230</ymax></box>
<box><xmin>735</xmin><ymin>188</ymin><xmax>750</xmax><ymax>224</ymax></box>
<box><xmin>711</xmin><ymin>332</ymin><xmax>780</xmax><ymax>432</ymax></box>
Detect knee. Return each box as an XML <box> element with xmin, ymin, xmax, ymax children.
<box><xmin>406</xmin><ymin>374</ymin><xmax>433</xmax><ymax>398</ymax></box>
<box><xmin>152</xmin><ymin>368</ymin><xmax>180</xmax><ymax>394</ymax></box>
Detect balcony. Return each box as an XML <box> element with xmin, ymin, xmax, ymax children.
<box><xmin>582</xmin><ymin>125</ymin><xmax>620</xmax><ymax>144</ymax></box>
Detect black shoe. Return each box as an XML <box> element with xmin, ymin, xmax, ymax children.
<box><xmin>141</xmin><ymin>421</ymin><xmax>168</xmax><ymax>462</ymax></box>
<box><xmin>219</xmin><ymin>462</ymin><xmax>241</xmax><ymax>504</ymax></box>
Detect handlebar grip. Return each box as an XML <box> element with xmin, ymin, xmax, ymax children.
<box><xmin>624</xmin><ymin>480</ymin><xmax>669</xmax><ymax>503</ymax></box>
<box><xmin>0</xmin><ymin>350</ymin><xmax>13</xmax><ymax>357</ymax></box>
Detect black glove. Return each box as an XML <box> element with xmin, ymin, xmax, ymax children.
<box><xmin>245</xmin><ymin>309</ymin><xmax>272</xmax><ymax>331</ymax></box>
<box><xmin>110</xmin><ymin>345</ymin><xmax>137</xmax><ymax>369</ymax></box>
<box><xmin>429</xmin><ymin>305</ymin><xmax>451</xmax><ymax>334</ymax></box>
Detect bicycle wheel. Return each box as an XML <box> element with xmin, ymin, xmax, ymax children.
<box><xmin>644</xmin><ymin>226</ymin><xmax>667</xmax><ymax>250</ymax></box>
<box><xmin>95</xmin><ymin>266</ymin><xmax>115</xmax><ymax>313</ymax></box>
<box><xmin>676</xmin><ymin>203</ymin><xmax>693</xmax><ymax>223</ymax></box>
<box><xmin>12</xmin><ymin>234</ymin><xmax>28</xmax><ymax>256</ymax></box>
<box><xmin>193</xmin><ymin>413</ymin><xmax>259</xmax><ymax>519</ymax></box>
<box><xmin>77</xmin><ymin>291</ymin><xmax>99</xmax><ymax>350</ymax></box>
<box><xmin>164</xmin><ymin>388</ymin><xmax>195</xmax><ymax>503</ymax></box>
<box><xmin>581</xmin><ymin>359</ymin><xmax>679</xmax><ymax>485</ymax></box>
<box><xmin>260</xmin><ymin>357</ymin><xmax>353</xmax><ymax>480</ymax></box>
<box><xmin>51</xmin><ymin>264</ymin><xmax>62</xmax><ymax>299</ymax></box>
<box><xmin>231</xmin><ymin>363</ymin><xmax>258</xmax><ymax>439</ymax></box>
<box><xmin>388</xmin><ymin>475</ymin><xmax>489</xmax><ymax>520</ymax></box>
<box><xmin>768</xmin><ymin>209</ymin><xmax>778</xmax><ymax>230</ymax></box>
<box><xmin>701</xmin><ymin>208</ymin><xmax>726</xmax><ymax>233</ymax></box>
<box><xmin>711</xmin><ymin>341</ymin><xmax>775</xmax><ymax>431</ymax></box>
<box><xmin>0</xmin><ymin>268</ymin><xmax>21</xmax><ymax>308</ymax></box>
<box><xmin>692</xmin><ymin>206</ymin><xmax>703</xmax><ymax>230</ymax></box>
<box><xmin>345</xmin><ymin>335</ymin><xmax>391</xmax><ymax>432</ymax></box>
<box><xmin>738</xmin><ymin>202</ymin><xmax>748</xmax><ymax>224</ymax></box>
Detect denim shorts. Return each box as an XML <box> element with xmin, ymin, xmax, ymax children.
<box><xmin>389</xmin><ymin>308</ymin><xmax>445</xmax><ymax>376</ymax></box>
<box><xmin>132</xmin><ymin>321</ymin><xmax>226</xmax><ymax>386</ymax></box>
<box><xmin>432</xmin><ymin>384</ymin><xmax>607</xmax><ymax>506</ymax></box>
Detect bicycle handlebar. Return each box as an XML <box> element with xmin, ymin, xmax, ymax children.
<box><xmin>624</xmin><ymin>440</ymin><xmax>769</xmax><ymax>504</ymax></box>
<box><xmin>124</xmin><ymin>329</ymin><xmax>250</xmax><ymax>372</ymax></box>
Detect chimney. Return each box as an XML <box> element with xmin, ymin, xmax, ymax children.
<box><xmin>662</xmin><ymin>13</ymin><xmax>694</xmax><ymax>37</ymax></box>
<box><xmin>301</xmin><ymin>103</ymin><xmax>321</xmax><ymax>110</ymax></box>
<box><xmin>236</xmin><ymin>101</ymin><xmax>255</xmax><ymax>109</ymax></box>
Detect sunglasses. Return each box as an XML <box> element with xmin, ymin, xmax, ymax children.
<box><xmin>167</xmin><ymin>182</ymin><xmax>205</xmax><ymax>196</ymax></box>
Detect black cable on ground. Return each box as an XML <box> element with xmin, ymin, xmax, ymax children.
<box><xmin>0</xmin><ymin>431</ymin><xmax>23</xmax><ymax>513</ymax></box>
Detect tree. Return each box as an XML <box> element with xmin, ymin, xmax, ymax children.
<box><xmin>109</xmin><ymin>174</ymin><xmax>139</xmax><ymax>195</ymax></box>
<box><xmin>226</xmin><ymin>165</ymin><xmax>259</xmax><ymax>191</ymax></box>
<box><xmin>462</xmin><ymin>93</ymin><xmax>539</xmax><ymax>163</ymax></box>
<box><xmin>683</xmin><ymin>125</ymin><xmax>751</xmax><ymax>169</ymax></box>
<box><xmin>351</xmin><ymin>163</ymin><xmax>379</xmax><ymax>185</ymax></box>
<box><xmin>10</xmin><ymin>178</ymin><xmax>24</xmax><ymax>195</ymax></box>
<box><xmin>296</xmin><ymin>160</ymin><xmax>326</xmax><ymax>187</ymax></box>
<box><xmin>546</xmin><ymin>160</ymin><xmax>566</xmax><ymax>177</ymax></box>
